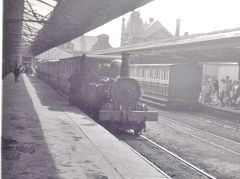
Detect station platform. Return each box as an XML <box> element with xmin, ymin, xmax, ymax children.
<box><xmin>199</xmin><ymin>103</ymin><xmax>240</xmax><ymax>121</ymax></box>
<box><xmin>2</xmin><ymin>74</ymin><xmax>166</xmax><ymax>179</ymax></box>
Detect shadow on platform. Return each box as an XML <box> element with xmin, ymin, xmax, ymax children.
<box><xmin>2</xmin><ymin>74</ymin><xmax>59</xmax><ymax>178</ymax></box>
<box><xmin>28</xmin><ymin>76</ymin><xmax>84</xmax><ymax>115</ymax></box>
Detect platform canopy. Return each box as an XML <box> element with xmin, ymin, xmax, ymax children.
<box><xmin>94</xmin><ymin>28</ymin><xmax>240</xmax><ymax>63</ymax></box>
<box><xmin>4</xmin><ymin>0</ymin><xmax>153</xmax><ymax>57</ymax></box>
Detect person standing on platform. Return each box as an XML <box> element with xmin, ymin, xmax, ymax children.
<box><xmin>219</xmin><ymin>79</ymin><xmax>226</xmax><ymax>106</ymax></box>
<box><xmin>225</xmin><ymin>76</ymin><xmax>232</xmax><ymax>107</ymax></box>
<box><xmin>68</xmin><ymin>68</ymin><xmax>82</xmax><ymax>105</ymax></box>
<box><xmin>202</xmin><ymin>78</ymin><xmax>212</xmax><ymax>103</ymax></box>
<box><xmin>13</xmin><ymin>65</ymin><xmax>20</xmax><ymax>82</ymax></box>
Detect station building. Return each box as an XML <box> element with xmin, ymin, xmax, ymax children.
<box><xmin>36</xmin><ymin>34</ymin><xmax>112</xmax><ymax>61</ymax></box>
<box><xmin>121</xmin><ymin>11</ymin><xmax>173</xmax><ymax>46</ymax></box>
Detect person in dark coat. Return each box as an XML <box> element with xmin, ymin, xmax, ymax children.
<box><xmin>13</xmin><ymin>65</ymin><xmax>20</xmax><ymax>82</ymax></box>
<box><xmin>213</xmin><ymin>79</ymin><xmax>219</xmax><ymax>93</ymax></box>
<box><xmin>68</xmin><ymin>68</ymin><xmax>82</xmax><ymax>105</ymax></box>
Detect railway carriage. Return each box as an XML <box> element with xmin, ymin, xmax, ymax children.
<box><xmin>130</xmin><ymin>63</ymin><xmax>202</xmax><ymax>108</ymax></box>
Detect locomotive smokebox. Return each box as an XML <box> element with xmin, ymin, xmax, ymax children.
<box><xmin>111</xmin><ymin>77</ymin><xmax>141</xmax><ymax>106</ymax></box>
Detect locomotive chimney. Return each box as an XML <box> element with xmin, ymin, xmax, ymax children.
<box><xmin>175</xmin><ymin>18</ymin><xmax>181</xmax><ymax>37</ymax></box>
<box><xmin>120</xmin><ymin>53</ymin><xmax>130</xmax><ymax>77</ymax></box>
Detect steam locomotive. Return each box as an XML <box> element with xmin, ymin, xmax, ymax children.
<box><xmin>36</xmin><ymin>54</ymin><xmax>158</xmax><ymax>135</ymax></box>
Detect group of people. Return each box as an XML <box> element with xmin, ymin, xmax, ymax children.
<box><xmin>12</xmin><ymin>64</ymin><xmax>35</xmax><ymax>82</ymax></box>
<box><xmin>199</xmin><ymin>76</ymin><xmax>240</xmax><ymax>110</ymax></box>
<box><xmin>21</xmin><ymin>64</ymin><xmax>34</xmax><ymax>76</ymax></box>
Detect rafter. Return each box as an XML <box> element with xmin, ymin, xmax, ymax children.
<box><xmin>23</xmin><ymin>21</ymin><xmax>41</xmax><ymax>31</ymax></box>
<box><xmin>24</xmin><ymin>7</ymin><xmax>45</xmax><ymax>19</ymax></box>
<box><xmin>24</xmin><ymin>5</ymin><xmax>52</xmax><ymax>20</ymax></box>
<box><xmin>23</xmin><ymin>21</ymin><xmax>37</xmax><ymax>35</ymax></box>
<box><xmin>5</xmin><ymin>17</ymin><xmax>47</xmax><ymax>24</ymax></box>
<box><xmin>25</xmin><ymin>0</ymin><xmax>40</xmax><ymax>21</ymax></box>
<box><xmin>22</xmin><ymin>34</ymin><xmax>35</xmax><ymax>40</ymax></box>
<box><xmin>33</xmin><ymin>0</ymin><xmax>55</xmax><ymax>8</ymax></box>
<box><xmin>41</xmin><ymin>10</ymin><xmax>53</xmax><ymax>20</ymax></box>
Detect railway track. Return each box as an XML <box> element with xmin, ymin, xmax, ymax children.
<box><xmin>165</xmin><ymin>109</ymin><xmax>240</xmax><ymax>132</ymax></box>
<box><xmin>162</xmin><ymin>113</ymin><xmax>240</xmax><ymax>146</ymax></box>
<box><xmin>144</xmin><ymin>99</ymin><xmax>240</xmax><ymax>154</ymax></box>
<box><xmin>142</xmin><ymin>94</ymin><xmax>240</xmax><ymax>127</ymax></box>
<box><xmin>117</xmin><ymin>133</ymin><xmax>216</xmax><ymax>179</ymax></box>
<box><xmin>120</xmin><ymin>139</ymin><xmax>172</xmax><ymax>179</ymax></box>
<box><xmin>193</xmin><ymin>113</ymin><xmax>240</xmax><ymax>130</ymax></box>
<box><xmin>157</xmin><ymin>115</ymin><xmax>240</xmax><ymax>156</ymax></box>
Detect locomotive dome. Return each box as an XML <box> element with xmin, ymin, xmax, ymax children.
<box><xmin>110</xmin><ymin>59</ymin><xmax>122</xmax><ymax>78</ymax></box>
<box><xmin>110</xmin><ymin>59</ymin><xmax>122</xmax><ymax>68</ymax></box>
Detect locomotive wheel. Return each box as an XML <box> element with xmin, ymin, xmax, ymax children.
<box><xmin>134</xmin><ymin>122</ymin><xmax>146</xmax><ymax>135</ymax></box>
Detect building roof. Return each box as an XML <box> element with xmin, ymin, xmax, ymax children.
<box><xmin>37</xmin><ymin>47</ymin><xmax>73</xmax><ymax>60</ymax></box>
<box><xmin>91</xmin><ymin>34</ymin><xmax>112</xmax><ymax>51</ymax></box>
<box><xmin>72</xmin><ymin>36</ymin><xmax>98</xmax><ymax>52</ymax></box>
<box><xmin>121</xmin><ymin>11</ymin><xmax>173</xmax><ymax>46</ymax></box>
<box><xmin>144</xmin><ymin>21</ymin><xmax>173</xmax><ymax>38</ymax></box>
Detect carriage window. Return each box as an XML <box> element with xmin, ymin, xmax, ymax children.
<box><xmin>166</xmin><ymin>68</ymin><xmax>169</xmax><ymax>81</ymax></box>
<box><xmin>163</xmin><ymin>69</ymin><xmax>166</xmax><ymax>80</ymax></box>
<box><xmin>154</xmin><ymin>68</ymin><xmax>157</xmax><ymax>79</ymax></box>
<box><xmin>130</xmin><ymin>66</ymin><xmax>132</xmax><ymax>76</ymax></box>
<box><xmin>150</xmin><ymin>68</ymin><xmax>153</xmax><ymax>79</ymax></box>
<box><xmin>160</xmin><ymin>68</ymin><xmax>163</xmax><ymax>80</ymax></box>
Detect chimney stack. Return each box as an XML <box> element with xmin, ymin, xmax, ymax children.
<box><xmin>149</xmin><ymin>17</ymin><xmax>154</xmax><ymax>23</ymax></box>
<box><xmin>121</xmin><ymin>17</ymin><xmax>126</xmax><ymax>32</ymax></box>
<box><xmin>175</xmin><ymin>19</ymin><xmax>181</xmax><ymax>37</ymax></box>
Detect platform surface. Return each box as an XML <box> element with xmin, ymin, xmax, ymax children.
<box><xmin>2</xmin><ymin>74</ymin><xmax>166</xmax><ymax>179</ymax></box>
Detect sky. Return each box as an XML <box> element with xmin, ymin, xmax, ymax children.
<box><xmin>85</xmin><ymin>0</ymin><xmax>240</xmax><ymax>47</ymax></box>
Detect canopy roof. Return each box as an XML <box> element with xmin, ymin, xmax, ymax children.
<box><xmin>4</xmin><ymin>0</ymin><xmax>153</xmax><ymax>58</ymax></box>
<box><xmin>4</xmin><ymin>0</ymin><xmax>58</xmax><ymax>57</ymax></box>
<box><xmin>94</xmin><ymin>28</ymin><xmax>240</xmax><ymax>63</ymax></box>
<box><xmin>28</xmin><ymin>0</ymin><xmax>153</xmax><ymax>56</ymax></box>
